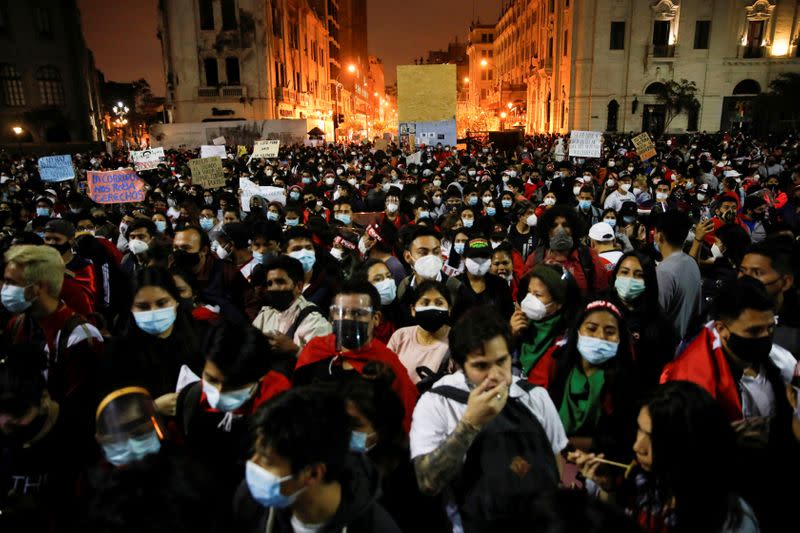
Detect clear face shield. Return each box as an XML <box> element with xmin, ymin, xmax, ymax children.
<box><xmin>95</xmin><ymin>387</ymin><xmax>165</xmax><ymax>466</ymax></box>
<box><xmin>330</xmin><ymin>304</ymin><xmax>374</xmax><ymax>352</ymax></box>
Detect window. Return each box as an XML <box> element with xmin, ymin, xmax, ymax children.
<box><xmin>481</xmin><ymin>88</ymin><xmax>487</xmax><ymax>99</ymax></box>
<box><xmin>481</xmin><ymin>70</ymin><xmax>487</xmax><ymax>81</ymax></box>
<box><xmin>694</xmin><ymin>21</ymin><xmax>710</xmax><ymax>49</ymax></box>
<box><xmin>199</xmin><ymin>0</ymin><xmax>214</xmax><ymax>30</ymax></box>
<box><xmin>37</xmin><ymin>66</ymin><xmax>64</xmax><ymax>105</ymax></box>
<box><xmin>221</xmin><ymin>0</ymin><xmax>237</xmax><ymax>30</ymax></box>
<box><xmin>744</xmin><ymin>20</ymin><xmax>765</xmax><ymax>58</ymax></box>
<box><xmin>606</xmin><ymin>100</ymin><xmax>619</xmax><ymax>132</ymax></box>
<box><xmin>289</xmin><ymin>25</ymin><xmax>299</xmax><ymax>49</ymax></box>
<box><xmin>204</xmin><ymin>58</ymin><xmax>218</xmax><ymax>86</ymax></box>
<box><xmin>549</xmin><ymin>0</ymin><xmax>555</xmax><ymax>13</ymax></box>
<box><xmin>488</xmin><ymin>69</ymin><xmax>493</xmax><ymax>80</ymax></box>
<box><xmin>225</xmin><ymin>57</ymin><xmax>240</xmax><ymax>85</ymax></box>
<box><xmin>272</xmin><ymin>7</ymin><xmax>283</xmax><ymax>37</ymax></box>
<box><xmin>610</xmin><ymin>21</ymin><xmax>625</xmax><ymax>50</ymax></box>
<box><xmin>0</xmin><ymin>64</ymin><xmax>24</xmax><ymax>106</ymax></box>
<box><xmin>732</xmin><ymin>79</ymin><xmax>761</xmax><ymax>95</ymax></box>
<box><xmin>652</xmin><ymin>21</ymin><xmax>670</xmax><ymax>46</ymax></box>
<box><xmin>548</xmin><ymin>37</ymin><xmax>553</xmax><ymax>58</ymax></box>
<box><xmin>35</xmin><ymin>7</ymin><xmax>52</xmax><ymax>38</ymax></box>
<box><xmin>563</xmin><ymin>30</ymin><xmax>568</xmax><ymax>56</ymax></box>
<box><xmin>687</xmin><ymin>105</ymin><xmax>699</xmax><ymax>131</ymax></box>
<box><xmin>489</xmin><ymin>50</ymin><xmax>493</xmax><ymax>58</ymax></box>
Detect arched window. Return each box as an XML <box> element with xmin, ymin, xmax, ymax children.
<box><xmin>36</xmin><ymin>66</ymin><xmax>64</xmax><ymax>106</ymax></box>
<box><xmin>732</xmin><ymin>79</ymin><xmax>761</xmax><ymax>95</ymax></box>
<box><xmin>607</xmin><ymin>100</ymin><xmax>619</xmax><ymax>132</ymax></box>
<box><xmin>645</xmin><ymin>82</ymin><xmax>666</xmax><ymax>95</ymax></box>
<box><xmin>0</xmin><ymin>64</ymin><xmax>25</xmax><ymax>106</ymax></box>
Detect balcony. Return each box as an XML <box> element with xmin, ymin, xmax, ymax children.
<box><xmin>197</xmin><ymin>86</ymin><xmax>248</xmax><ymax>99</ymax></box>
<box><xmin>651</xmin><ymin>44</ymin><xmax>675</xmax><ymax>58</ymax></box>
<box><xmin>742</xmin><ymin>44</ymin><xmax>765</xmax><ymax>59</ymax></box>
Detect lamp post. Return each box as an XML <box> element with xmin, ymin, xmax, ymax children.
<box><xmin>334</xmin><ymin>64</ymin><xmax>357</xmax><ymax>143</ymax></box>
<box><xmin>12</xmin><ymin>126</ymin><xmax>22</xmax><ymax>158</ymax></box>
<box><xmin>112</xmin><ymin>101</ymin><xmax>130</xmax><ymax>148</ymax></box>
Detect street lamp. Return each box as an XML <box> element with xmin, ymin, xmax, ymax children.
<box><xmin>12</xmin><ymin>126</ymin><xmax>23</xmax><ymax>157</ymax></box>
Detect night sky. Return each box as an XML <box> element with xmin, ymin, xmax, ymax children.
<box><xmin>78</xmin><ymin>0</ymin><xmax>499</xmax><ymax>95</ymax></box>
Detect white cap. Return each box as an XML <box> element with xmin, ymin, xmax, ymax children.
<box><xmin>589</xmin><ymin>222</ymin><xmax>615</xmax><ymax>242</ymax></box>
<box><xmin>723</xmin><ymin>170</ymin><xmax>741</xmax><ymax>177</ymax></box>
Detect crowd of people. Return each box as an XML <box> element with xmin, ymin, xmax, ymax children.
<box><xmin>1</xmin><ymin>131</ymin><xmax>799</xmax><ymax>532</ymax></box>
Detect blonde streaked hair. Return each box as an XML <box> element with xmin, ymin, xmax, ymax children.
<box><xmin>5</xmin><ymin>245</ymin><xmax>65</xmax><ymax>298</ymax></box>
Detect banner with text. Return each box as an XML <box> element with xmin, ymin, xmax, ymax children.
<box><xmin>38</xmin><ymin>155</ymin><xmax>75</xmax><ymax>182</ymax></box>
<box><xmin>131</xmin><ymin>147</ymin><xmax>165</xmax><ymax>171</ymax></box>
<box><xmin>240</xmin><ymin>178</ymin><xmax>286</xmax><ymax>212</ymax></box>
<box><xmin>87</xmin><ymin>170</ymin><xmax>146</xmax><ymax>204</ymax></box>
<box><xmin>252</xmin><ymin>139</ymin><xmax>280</xmax><ymax>159</ymax></box>
<box><xmin>188</xmin><ymin>156</ymin><xmax>225</xmax><ymax>189</ymax></box>
<box><xmin>200</xmin><ymin>145</ymin><xmax>227</xmax><ymax>159</ymax></box>
<box><xmin>631</xmin><ymin>132</ymin><xmax>657</xmax><ymax>161</ymax></box>
<box><xmin>568</xmin><ymin>131</ymin><xmax>603</xmax><ymax>159</ymax></box>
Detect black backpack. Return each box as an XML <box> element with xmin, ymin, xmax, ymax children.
<box><xmin>430</xmin><ymin>380</ymin><xmax>559</xmax><ymax>532</ymax></box>
<box><xmin>414</xmin><ymin>350</ymin><xmax>452</xmax><ymax>395</ymax></box>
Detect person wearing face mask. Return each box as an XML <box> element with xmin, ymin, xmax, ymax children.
<box><xmin>280</xmin><ymin>226</ymin><xmax>340</xmax><ymax>313</ymax></box>
<box><xmin>293</xmin><ymin>282</ymin><xmax>419</xmax><ymax>432</ymax></box>
<box><xmin>452</xmin><ymin>238</ymin><xmax>514</xmax><ymax>322</ymax></box>
<box><xmin>603</xmin><ymin>175</ymin><xmax>636</xmax><ymax>212</ymax></box>
<box><xmin>102</xmin><ymin>268</ymin><xmax>204</xmax><ymax>418</ymax></box>
<box><xmin>380</xmin><ymin>188</ymin><xmax>409</xmax><ymax>231</ymax></box>
<box><xmin>575</xmin><ymin>186</ymin><xmax>602</xmax><ymax>230</ymax></box>
<box><xmin>608</xmin><ymin>252</ymin><xmax>677</xmax><ymax>386</ymax></box>
<box><xmin>216</xmin><ymin>223</ymin><xmax>259</xmax><ymax>283</ymax></box>
<box><xmin>95</xmin><ymin>387</ymin><xmax>167</xmax><ymax>468</ymax></box>
<box><xmin>172</xmin><ymin>267</ymin><xmax>221</xmax><ymax>322</ymax></box>
<box><xmin>388</xmin><ymin>280</ymin><xmax>452</xmax><ymax>385</ymax></box>
<box><xmin>508</xmin><ymin>200</ymin><xmax>539</xmax><ymax>261</ymax></box>
<box><xmin>740</xmin><ymin>195</ymin><xmax>768</xmax><ymax>244</ymax></box>
<box><xmin>511</xmin><ymin>265</ymin><xmax>579</xmax><ymax>383</ymax></box>
<box><xmin>233</xmin><ymin>386</ymin><xmax>401</xmax><ymax>533</ymax></box>
<box><xmin>357</xmin><ymin>223</ymin><xmax>406</xmax><ymax>285</ymax></box>
<box><xmin>410</xmin><ymin>306</ymin><xmax>567</xmax><ymax>531</ymax></box>
<box><xmin>43</xmin><ymin>219</ymin><xmax>96</xmax><ymax>316</ymax></box>
<box><xmin>588</xmin><ymin>222</ymin><xmax>623</xmax><ymax>267</ymax></box>
<box><xmin>360</xmin><ymin>258</ymin><xmax>401</xmax><ymax>343</ymax></box>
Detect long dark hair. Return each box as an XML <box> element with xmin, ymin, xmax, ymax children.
<box><xmin>641</xmin><ymin>381</ymin><xmax>742</xmax><ymax>533</ymax></box>
<box><xmin>609</xmin><ymin>251</ymin><xmax>661</xmax><ymax>318</ymax></box>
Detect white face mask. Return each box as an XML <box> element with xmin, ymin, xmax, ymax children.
<box><xmin>386</xmin><ymin>202</ymin><xmax>399</xmax><ymax>213</ymax></box>
<box><xmin>128</xmin><ymin>239</ymin><xmax>149</xmax><ymax>255</ymax></box>
<box><xmin>216</xmin><ymin>243</ymin><xmax>229</xmax><ymax>260</ymax></box>
<box><xmin>413</xmin><ymin>254</ymin><xmax>443</xmax><ymax>280</ymax></box>
<box><xmin>573</xmin><ymin>186</ymin><xmax>582</xmax><ymax>196</ymax></box>
<box><xmin>465</xmin><ymin>257</ymin><xmax>491</xmax><ymax>277</ymax></box>
<box><xmin>633</xmin><ymin>187</ymin><xmax>643</xmax><ymax>196</ymax></box>
<box><xmin>520</xmin><ymin>293</ymin><xmax>549</xmax><ymax>321</ymax></box>
<box><xmin>620</xmin><ymin>183</ymin><xmax>631</xmax><ymax>192</ymax></box>
<box><xmin>526</xmin><ymin>213</ymin><xmax>538</xmax><ymax>227</ymax></box>
<box><xmin>543</xmin><ymin>197</ymin><xmax>556</xmax><ymax>207</ymax></box>
<box><xmin>325</xmin><ymin>177</ymin><xmax>335</xmax><ymax>186</ymax></box>
<box><xmin>711</xmin><ymin>243</ymin><xmax>724</xmax><ymax>259</ymax></box>
<box><xmin>330</xmin><ymin>247</ymin><xmax>344</xmax><ymax>261</ymax></box>
<box><xmin>656</xmin><ymin>192</ymin><xmax>669</xmax><ymax>201</ymax></box>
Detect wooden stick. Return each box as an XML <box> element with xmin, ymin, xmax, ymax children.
<box><xmin>592</xmin><ymin>457</ymin><xmax>631</xmax><ymax>469</ymax></box>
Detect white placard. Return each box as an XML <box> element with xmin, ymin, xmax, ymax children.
<box><xmin>212</xmin><ymin>136</ymin><xmax>226</xmax><ymax>146</ymax></box>
<box><xmin>406</xmin><ymin>150</ymin><xmax>423</xmax><ymax>165</ymax></box>
<box><xmin>130</xmin><ymin>147</ymin><xmax>165</xmax><ymax>171</ymax></box>
<box><xmin>252</xmin><ymin>139</ymin><xmax>280</xmax><ymax>159</ymax></box>
<box><xmin>200</xmin><ymin>145</ymin><xmax>227</xmax><ymax>159</ymax></box>
<box><xmin>568</xmin><ymin>130</ymin><xmax>603</xmax><ymax>159</ymax></box>
<box><xmin>239</xmin><ymin>178</ymin><xmax>286</xmax><ymax>212</ymax></box>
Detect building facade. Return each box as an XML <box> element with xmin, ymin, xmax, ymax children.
<box><xmin>521</xmin><ymin>0</ymin><xmax>800</xmax><ymax>135</ymax></box>
<box><xmin>466</xmin><ymin>23</ymin><xmax>496</xmax><ymax>110</ymax></box>
<box><xmin>0</xmin><ymin>0</ymin><xmax>105</xmax><ymax>146</ymax></box>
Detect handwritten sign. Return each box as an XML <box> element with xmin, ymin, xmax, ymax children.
<box><xmin>212</xmin><ymin>136</ymin><xmax>226</xmax><ymax>146</ymax></box>
<box><xmin>568</xmin><ymin>131</ymin><xmax>603</xmax><ymax>159</ymax></box>
<box><xmin>200</xmin><ymin>145</ymin><xmax>227</xmax><ymax>159</ymax></box>
<box><xmin>374</xmin><ymin>139</ymin><xmax>388</xmax><ymax>152</ymax></box>
<box><xmin>632</xmin><ymin>132</ymin><xmax>657</xmax><ymax>161</ymax></box>
<box><xmin>240</xmin><ymin>178</ymin><xmax>286</xmax><ymax>212</ymax></box>
<box><xmin>406</xmin><ymin>151</ymin><xmax>423</xmax><ymax>166</ymax></box>
<box><xmin>237</xmin><ymin>145</ymin><xmax>248</xmax><ymax>157</ymax></box>
<box><xmin>188</xmin><ymin>157</ymin><xmax>225</xmax><ymax>189</ymax></box>
<box><xmin>131</xmin><ymin>147</ymin><xmax>165</xmax><ymax>171</ymax></box>
<box><xmin>252</xmin><ymin>139</ymin><xmax>280</xmax><ymax>159</ymax></box>
<box><xmin>87</xmin><ymin>170</ymin><xmax>145</xmax><ymax>204</ymax></box>
<box><xmin>38</xmin><ymin>155</ymin><xmax>74</xmax><ymax>182</ymax></box>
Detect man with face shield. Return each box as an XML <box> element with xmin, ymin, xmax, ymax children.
<box><xmin>293</xmin><ymin>281</ymin><xmax>418</xmax><ymax>432</ymax></box>
<box><xmin>95</xmin><ymin>387</ymin><xmax>165</xmax><ymax>467</ymax></box>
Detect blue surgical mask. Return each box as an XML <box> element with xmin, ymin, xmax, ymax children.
<box><xmin>467</xmin><ymin>196</ymin><xmax>478</xmax><ymax>206</ymax></box>
<box><xmin>453</xmin><ymin>242</ymin><xmax>465</xmax><ymax>255</ymax></box>
<box><xmin>1</xmin><ymin>284</ymin><xmax>32</xmax><ymax>313</ymax></box>
<box><xmin>486</xmin><ymin>207</ymin><xmax>497</xmax><ymax>217</ymax></box>
<box><xmin>603</xmin><ymin>219</ymin><xmax>616</xmax><ymax>228</ymax></box>
<box><xmin>461</xmin><ymin>217</ymin><xmax>474</xmax><ymax>228</ymax></box>
<box><xmin>290</xmin><ymin>191</ymin><xmax>301</xmax><ymax>201</ymax></box>
<box><xmin>349</xmin><ymin>430</ymin><xmax>376</xmax><ymax>453</ymax></box>
<box><xmin>102</xmin><ymin>430</ymin><xmax>162</xmax><ymax>466</ymax></box>
<box><xmin>202</xmin><ymin>380</ymin><xmax>255</xmax><ymax>412</ymax></box>
<box><xmin>577</xmin><ymin>334</ymin><xmax>619</xmax><ymax>365</ymax></box>
<box><xmin>501</xmin><ymin>199</ymin><xmax>513</xmax><ymax>209</ymax></box>
<box><xmin>36</xmin><ymin>207</ymin><xmax>50</xmax><ymax>217</ymax></box>
<box><xmin>154</xmin><ymin>220</ymin><xmax>167</xmax><ymax>233</ymax></box>
<box><xmin>302</xmin><ymin>177</ymin><xmax>312</xmax><ymax>184</ymax></box>
<box><xmin>579</xmin><ymin>199</ymin><xmax>592</xmax><ymax>211</ymax></box>
<box><xmin>285</xmin><ymin>218</ymin><xmax>299</xmax><ymax>227</ymax></box>
<box><xmin>615</xmin><ymin>276</ymin><xmax>645</xmax><ymax>301</ymax></box>
<box><xmin>335</xmin><ymin>213</ymin><xmax>351</xmax><ymax>225</ymax></box>
<box><xmin>418</xmin><ymin>210</ymin><xmax>430</xmax><ymax>219</ymax></box>
<box><xmin>267</xmin><ymin>211</ymin><xmax>280</xmax><ymax>222</ymax></box>
<box><xmin>134</xmin><ymin>306</ymin><xmax>177</xmax><ymax>336</ymax></box>
<box><xmin>373</xmin><ymin>278</ymin><xmax>396</xmax><ymax>305</ymax></box>
<box><xmin>289</xmin><ymin>249</ymin><xmax>316</xmax><ymax>273</ymax></box>
<box><xmin>246</xmin><ymin>460</ymin><xmax>304</xmax><ymax>509</ymax></box>
<box><xmin>199</xmin><ymin>217</ymin><xmax>214</xmax><ymax>231</ymax></box>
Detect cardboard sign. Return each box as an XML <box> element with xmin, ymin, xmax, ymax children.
<box><xmin>568</xmin><ymin>131</ymin><xmax>603</xmax><ymax>159</ymax></box>
<box><xmin>632</xmin><ymin>132</ymin><xmax>657</xmax><ymax>161</ymax></box>
<box><xmin>87</xmin><ymin>170</ymin><xmax>145</xmax><ymax>204</ymax></box>
<box><xmin>239</xmin><ymin>178</ymin><xmax>285</xmax><ymax>212</ymax></box>
<box><xmin>374</xmin><ymin>139</ymin><xmax>388</xmax><ymax>152</ymax></box>
<box><xmin>38</xmin><ymin>155</ymin><xmax>75</xmax><ymax>182</ymax></box>
<box><xmin>188</xmin><ymin>157</ymin><xmax>225</xmax><ymax>189</ymax></box>
<box><xmin>212</xmin><ymin>136</ymin><xmax>226</xmax><ymax>146</ymax></box>
<box><xmin>252</xmin><ymin>139</ymin><xmax>280</xmax><ymax>159</ymax></box>
<box><xmin>200</xmin><ymin>145</ymin><xmax>227</xmax><ymax>159</ymax></box>
<box><xmin>131</xmin><ymin>147</ymin><xmax>165</xmax><ymax>171</ymax></box>
<box><xmin>237</xmin><ymin>145</ymin><xmax>248</xmax><ymax>157</ymax></box>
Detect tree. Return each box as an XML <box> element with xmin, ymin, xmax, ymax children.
<box><xmin>654</xmin><ymin>79</ymin><xmax>700</xmax><ymax>131</ymax></box>
<box><xmin>756</xmin><ymin>73</ymin><xmax>800</xmax><ymax>133</ymax></box>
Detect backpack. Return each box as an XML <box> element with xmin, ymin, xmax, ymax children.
<box><xmin>534</xmin><ymin>245</ymin><xmax>596</xmax><ymax>295</ymax></box>
<box><xmin>414</xmin><ymin>349</ymin><xmax>452</xmax><ymax>394</ymax></box>
<box><xmin>430</xmin><ymin>380</ymin><xmax>559</xmax><ymax>532</ymax></box>
<box><xmin>285</xmin><ymin>304</ymin><xmax>322</xmax><ymax>341</ymax></box>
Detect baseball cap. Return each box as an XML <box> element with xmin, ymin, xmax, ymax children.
<box><xmin>588</xmin><ymin>222</ymin><xmax>615</xmax><ymax>242</ymax></box>
<box><xmin>44</xmin><ymin>219</ymin><xmax>76</xmax><ymax>238</ymax></box>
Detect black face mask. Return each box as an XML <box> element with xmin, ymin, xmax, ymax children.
<box><xmin>725</xmin><ymin>331</ymin><xmax>772</xmax><ymax>366</ymax></box>
<box><xmin>49</xmin><ymin>242</ymin><xmax>71</xmax><ymax>255</ymax></box>
<box><xmin>172</xmin><ymin>249</ymin><xmax>200</xmax><ymax>270</ymax></box>
<box><xmin>721</xmin><ymin>210</ymin><xmax>735</xmax><ymax>223</ymax></box>
<box><xmin>265</xmin><ymin>289</ymin><xmax>295</xmax><ymax>312</ymax></box>
<box><xmin>334</xmin><ymin>319</ymin><xmax>370</xmax><ymax>350</ymax></box>
<box><xmin>305</xmin><ymin>200</ymin><xmax>316</xmax><ymax>210</ymax></box>
<box><xmin>415</xmin><ymin>309</ymin><xmax>449</xmax><ymax>333</ymax></box>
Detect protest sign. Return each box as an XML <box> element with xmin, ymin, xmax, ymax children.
<box><xmin>130</xmin><ymin>147</ymin><xmax>165</xmax><ymax>171</ymax></box>
<box><xmin>568</xmin><ymin>131</ymin><xmax>603</xmax><ymax>158</ymax></box>
<box><xmin>87</xmin><ymin>170</ymin><xmax>145</xmax><ymax>204</ymax></box>
<box><xmin>38</xmin><ymin>155</ymin><xmax>74</xmax><ymax>182</ymax></box>
<box><xmin>200</xmin><ymin>145</ymin><xmax>227</xmax><ymax>159</ymax></box>
<box><xmin>237</xmin><ymin>145</ymin><xmax>248</xmax><ymax>157</ymax></box>
<box><xmin>374</xmin><ymin>139</ymin><xmax>388</xmax><ymax>152</ymax></box>
<box><xmin>188</xmin><ymin>156</ymin><xmax>225</xmax><ymax>189</ymax></box>
<box><xmin>239</xmin><ymin>178</ymin><xmax>286</xmax><ymax>212</ymax></box>
<box><xmin>252</xmin><ymin>139</ymin><xmax>280</xmax><ymax>159</ymax></box>
<box><xmin>212</xmin><ymin>136</ymin><xmax>226</xmax><ymax>146</ymax></box>
<box><xmin>632</xmin><ymin>132</ymin><xmax>657</xmax><ymax>161</ymax></box>
<box><xmin>406</xmin><ymin>151</ymin><xmax>423</xmax><ymax>166</ymax></box>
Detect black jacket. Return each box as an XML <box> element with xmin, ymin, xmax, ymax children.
<box><xmin>232</xmin><ymin>454</ymin><xmax>401</xmax><ymax>533</ymax></box>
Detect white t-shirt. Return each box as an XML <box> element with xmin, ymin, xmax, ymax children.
<box><xmin>290</xmin><ymin>514</ymin><xmax>323</xmax><ymax>533</ymax></box>
<box><xmin>410</xmin><ymin>371</ymin><xmax>568</xmax><ymax>460</ymax></box>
